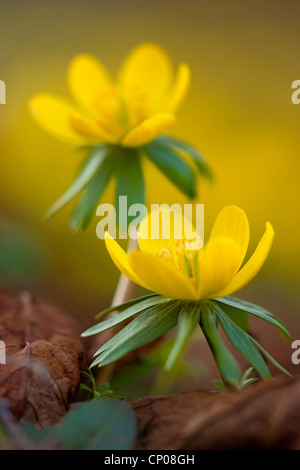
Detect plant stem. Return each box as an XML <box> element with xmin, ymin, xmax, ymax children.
<box><xmin>111</xmin><ymin>272</ymin><xmax>136</xmax><ymax>310</ymax></box>
<box><xmin>94</xmin><ymin>235</ymin><xmax>137</xmax><ymax>387</ymax></box>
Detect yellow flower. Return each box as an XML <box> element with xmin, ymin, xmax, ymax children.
<box><xmin>29</xmin><ymin>43</ymin><xmax>190</xmax><ymax>148</ymax></box>
<box><xmin>28</xmin><ymin>42</ymin><xmax>211</xmax><ymax>229</ymax></box>
<box><xmin>85</xmin><ymin>204</ymin><xmax>290</xmax><ymax>382</ymax></box>
<box><xmin>105</xmin><ymin>205</ymin><xmax>275</xmax><ymax>301</ymax></box>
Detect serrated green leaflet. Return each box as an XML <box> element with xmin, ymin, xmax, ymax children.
<box><xmin>82</xmin><ymin>296</ymin><xmax>169</xmax><ymax>337</ymax></box>
<box><xmin>200</xmin><ymin>303</ymin><xmax>241</xmax><ymax>386</ymax></box>
<box><xmin>144</xmin><ymin>141</ymin><xmax>197</xmax><ymax>199</ymax></box>
<box><xmin>215</xmin><ymin>296</ymin><xmax>291</xmax><ymax>341</ymax></box>
<box><xmin>45</xmin><ymin>146</ymin><xmax>108</xmax><ymax>219</ymax></box>
<box><xmin>156</xmin><ymin>135</ymin><xmax>213</xmax><ymax>182</ymax></box>
<box><xmin>91</xmin><ymin>300</ymin><xmax>181</xmax><ymax>367</ymax></box>
<box><xmin>214</xmin><ymin>304</ymin><xmax>271</xmax><ymax>379</ymax></box>
<box><xmin>70</xmin><ymin>155</ymin><xmax>115</xmax><ymax>230</ymax></box>
<box><xmin>165</xmin><ymin>302</ymin><xmax>200</xmax><ymax>371</ymax></box>
<box><xmin>115</xmin><ymin>148</ymin><xmax>145</xmax><ymax>231</ymax></box>
<box><xmin>95</xmin><ymin>293</ymin><xmax>160</xmax><ymax>319</ymax></box>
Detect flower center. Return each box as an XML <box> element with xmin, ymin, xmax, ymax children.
<box><xmin>156</xmin><ymin>236</ymin><xmax>203</xmax><ymax>287</ymax></box>
<box><xmin>92</xmin><ymin>83</ymin><xmax>150</xmax><ymax>140</ymax></box>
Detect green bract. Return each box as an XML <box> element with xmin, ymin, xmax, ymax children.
<box><xmin>44</xmin><ymin>136</ymin><xmax>212</xmax><ymax>230</ymax></box>
<box><xmin>82</xmin><ymin>294</ymin><xmax>292</xmax><ymax>387</ymax></box>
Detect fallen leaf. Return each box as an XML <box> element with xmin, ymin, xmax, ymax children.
<box><xmin>132</xmin><ymin>375</ymin><xmax>300</xmax><ymax>450</ymax></box>
<box><xmin>0</xmin><ymin>292</ymin><xmax>85</xmax><ymax>427</ymax></box>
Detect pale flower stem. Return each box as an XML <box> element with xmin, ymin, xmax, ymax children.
<box><xmin>111</xmin><ymin>271</ymin><xmax>136</xmax><ymax>310</ymax></box>
<box><xmin>94</xmin><ymin>232</ymin><xmax>137</xmax><ymax>387</ymax></box>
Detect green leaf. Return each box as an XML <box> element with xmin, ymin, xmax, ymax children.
<box><xmin>91</xmin><ymin>300</ymin><xmax>181</xmax><ymax>367</ymax></box>
<box><xmin>250</xmin><ymin>337</ymin><xmax>292</xmax><ymax>377</ymax></box>
<box><xmin>79</xmin><ymin>383</ymin><xmax>93</xmax><ymax>393</ymax></box>
<box><xmin>240</xmin><ymin>378</ymin><xmax>258</xmax><ymax>389</ymax></box>
<box><xmin>200</xmin><ymin>303</ymin><xmax>241</xmax><ymax>386</ymax></box>
<box><xmin>70</xmin><ymin>155</ymin><xmax>115</xmax><ymax>230</ymax></box>
<box><xmin>115</xmin><ymin>148</ymin><xmax>145</xmax><ymax>231</ymax></box>
<box><xmin>214</xmin><ymin>367</ymin><xmax>257</xmax><ymax>391</ymax></box>
<box><xmin>213</xmin><ymin>379</ymin><xmax>225</xmax><ymax>390</ymax></box>
<box><xmin>215</xmin><ymin>296</ymin><xmax>291</xmax><ymax>341</ymax></box>
<box><xmin>95</xmin><ymin>383</ymin><xmax>124</xmax><ymax>399</ymax></box>
<box><xmin>165</xmin><ymin>302</ymin><xmax>200</xmax><ymax>371</ymax></box>
<box><xmin>215</xmin><ymin>305</ymin><xmax>271</xmax><ymax>379</ymax></box>
<box><xmin>21</xmin><ymin>422</ymin><xmax>54</xmax><ymax>445</ymax></box>
<box><xmin>144</xmin><ymin>141</ymin><xmax>197</xmax><ymax>199</ymax></box>
<box><xmin>81</xmin><ymin>369</ymin><xmax>96</xmax><ymax>389</ymax></box>
<box><xmin>57</xmin><ymin>399</ymin><xmax>136</xmax><ymax>450</ymax></box>
<box><xmin>218</xmin><ymin>303</ymin><xmax>249</xmax><ymax>332</ymax></box>
<box><xmin>82</xmin><ymin>296</ymin><xmax>168</xmax><ymax>337</ymax></box>
<box><xmin>95</xmin><ymin>293</ymin><xmax>160</xmax><ymax>319</ymax></box>
<box><xmin>45</xmin><ymin>146</ymin><xmax>108</xmax><ymax>219</ymax></box>
<box><xmin>156</xmin><ymin>135</ymin><xmax>214</xmax><ymax>182</ymax></box>
<box><xmin>240</xmin><ymin>366</ymin><xmax>254</xmax><ymax>383</ymax></box>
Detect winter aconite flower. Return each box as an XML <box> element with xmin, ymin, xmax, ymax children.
<box><xmin>83</xmin><ymin>205</ymin><xmax>291</xmax><ymax>386</ymax></box>
<box><xmin>29</xmin><ymin>43</ymin><xmax>212</xmax><ymax>229</ymax></box>
<box><xmin>105</xmin><ymin>205</ymin><xmax>274</xmax><ymax>301</ymax></box>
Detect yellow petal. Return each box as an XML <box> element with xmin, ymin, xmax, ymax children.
<box><xmin>69</xmin><ymin>113</ymin><xmax>117</xmax><ymax>143</ymax></box>
<box><xmin>118</xmin><ymin>43</ymin><xmax>173</xmax><ymax>110</ymax></box>
<box><xmin>105</xmin><ymin>233</ymin><xmax>146</xmax><ymax>288</ymax></box>
<box><xmin>215</xmin><ymin>222</ymin><xmax>275</xmax><ymax>298</ymax></box>
<box><xmin>209</xmin><ymin>205</ymin><xmax>250</xmax><ymax>272</ymax></box>
<box><xmin>29</xmin><ymin>94</ymin><xmax>88</xmax><ymax>145</ymax></box>
<box><xmin>129</xmin><ymin>250</ymin><xmax>198</xmax><ymax>300</ymax></box>
<box><xmin>197</xmin><ymin>237</ymin><xmax>242</xmax><ymax>299</ymax></box>
<box><xmin>165</xmin><ymin>63</ymin><xmax>191</xmax><ymax>113</ymax></box>
<box><xmin>138</xmin><ymin>206</ymin><xmax>202</xmax><ymax>255</ymax></box>
<box><xmin>68</xmin><ymin>54</ymin><xmax>112</xmax><ymax>112</ymax></box>
<box><xmin>122</xmin><ymin>113</ymin><xmax>175</xmax><ymax>148</ymax></box>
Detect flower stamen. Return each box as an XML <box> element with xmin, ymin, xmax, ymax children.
<box><xmin>156</xmin><ymin>236</ymin><xmax>202</xmax><ymax>287</ymax></box>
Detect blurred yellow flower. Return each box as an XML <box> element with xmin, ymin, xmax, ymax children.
<box><xmin>29</xmin><ymin>43</ymin><xmax>190</xmax><ymax>148</ymax></box>
<box><xmin>105</xmin><ymin>205</ymin><xmax>275</xmax><ymax>300</ymax></box>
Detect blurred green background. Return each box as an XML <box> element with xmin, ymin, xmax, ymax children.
<box><xmin>0</xmin><ymin>0</ymin><xmax>299</xmax><ymax>387</ymax></box>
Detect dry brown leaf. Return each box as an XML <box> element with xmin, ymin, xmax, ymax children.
<box><xmin>0</xmin><ymin>292</ymin><xmax>85</xmax><ymax>427</ymax></box>
<box><xmin>132</xmin><ymin>375</ymin><xmax>300</xmax><ymax>450</ymax></box>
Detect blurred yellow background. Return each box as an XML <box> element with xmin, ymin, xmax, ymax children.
<box><xmin>0</xmin><ymin>0</ymin><xmax>299</xmax><ymax>325</ymax></box>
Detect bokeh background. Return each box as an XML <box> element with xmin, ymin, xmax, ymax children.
<box><xmin>0</xmin><ymin>0</ymin><xmax>299</xmax><ymax>391</ymax></box>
